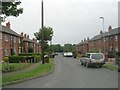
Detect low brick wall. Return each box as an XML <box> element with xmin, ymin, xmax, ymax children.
<box><xmin>107</xmin><ymin>58</ymin><xmax>116</xmax><ymax>64</ymax></box>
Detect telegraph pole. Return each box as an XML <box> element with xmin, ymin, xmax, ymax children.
<box><xmin>41</xmin><ymin>0</ymin><xmax>45</xmax><ymax>64</ymax></box>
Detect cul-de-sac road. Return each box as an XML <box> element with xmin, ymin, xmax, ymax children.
<box><xmin>3</xmin><ymin>54</ymin><xmax>118</xmax><ymax>88</ymax></box>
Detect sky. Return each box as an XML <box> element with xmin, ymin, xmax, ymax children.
<box><xmin>3</xmin><ymin>0</ymin><xmax>119</xmax><ymax>46</ymax></box>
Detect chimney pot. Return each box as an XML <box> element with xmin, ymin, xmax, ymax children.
<box><xmin>108</xmin><ymin>26</ymin><xmax>112</xmax><ymax>32</ymax></box>
<box><xmin>100</xmin><ymin>31</ymin><xmax>103</xmax><ymax>34</ymax></box>
<box><xmin>6</xmin><ymin>22</ymin><xmax>10</xmax><ymax>29</ymax></box>
<box><xmin>21</xmin><ymin>32</ymin><xmax>23</xmax><ymax>36</ymax></box>
<box><xmin>24</xmin><ymin>34</ymin><xmax>26</xmax><ymax>38</ymax></box>
<box><xmin>27</xmin><ymin>35</ymin><xmax>29</xmax><ymax>39</ymax></box>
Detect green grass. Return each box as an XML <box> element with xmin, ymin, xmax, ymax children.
<box><xmin>2</xmin><ymin>63</ymin><xmax>33</xmax><ymax>71</ymax></box>
<box><xmin>103</xmin><ymin>64</ymin><xmax>118</xmax><ymax>71</ymax></box>
<box><xmin>2</xmin><ymin>60</ymin><xmax>54</xmax><ymax>86</ymax></box>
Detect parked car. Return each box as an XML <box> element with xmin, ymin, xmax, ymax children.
<box><xmin>63</xmin><ymin>52</ymin><xmax>73</xmax><ymax>57</ymax></box>
<box><xmin>80</xmin><ymin>53</ymin><xmax>105</xmax><ymax>68</ymax></box>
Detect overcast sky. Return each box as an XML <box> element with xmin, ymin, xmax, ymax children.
<box><xmin>3</xmin><ymin>0</ymin><xmax>119</xmax><ymax>45</ymax></box>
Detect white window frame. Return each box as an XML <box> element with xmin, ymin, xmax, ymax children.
<box><xmin>19</xmin><ymin>38</ymin><xmax>21</xmax><ymax>44</ymax></box>
<box><xmin>14</xmin><ymin>36</ymin><xmax>16</xmax><ymax>43</ymax></box>
<box><xmin>5</xmin><ymin>35</ymin><xmax>8</xmax><ymax>42</ymax></box>
<box><xmin>5</xmin><ymin>49</ymin><xmax>8</xmax><ymax>56</ymax></box>
<box><xmin>14</xmin><ymin>48</ymin><xmax>16</xmax><ymax>54</ymax></box>
<box><xmin>115</xmin><ymin>35</ymin><xmax>118</xmax><ymax>42</ymax></box>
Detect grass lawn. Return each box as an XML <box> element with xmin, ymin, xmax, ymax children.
<box><xmin>2</xmin><ymin>63</ymin><xmax>33</xmax><ymax>71</ymax></box>
<box><xmin>103</xmin><ymin>64</ymin><xmax>118</xmax><ymax>71</ymax></box>
<box><xmin>2</xmin><ymin>58</ymin><xmax>54</xmax><ymax>86</ymax></box>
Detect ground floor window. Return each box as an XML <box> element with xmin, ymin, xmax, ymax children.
<box><xmin>5</xmin><ymin>49</ymin><xmax>8</xmax><ymax>56</ymax></box>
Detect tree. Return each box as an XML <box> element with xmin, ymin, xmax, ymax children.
<box><xmin>34</xmin><ymin>26</ymin><xmax>53</xmax><ymax>42</ymax></box>
<box><xmin>34</xmin><ymin>26</ymin><xmax>54</xmax><ymax>51</ymax></box>
<box><xmin>0</xmin><ymin>0</ymin><xmax>23</xmax><ymax>22</ymax></box>
<box><xmin>63</xmin><ymin>44</ymin><xmax>74</xmax><ymax>52</ymax></box>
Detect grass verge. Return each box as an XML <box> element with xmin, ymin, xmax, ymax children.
<box><xmin>2</xmin><ymin>58</ymin><xmax>54</xmax><ymax>86</ymax></box>
<box><xmin>103</xmin><ymin>64</ymin><xmax>118</xmax><ymax>71</ymax></box>
<box><xmin>2</xmin><ymin>63</ymin><xmax>33</xmax><ymax>71</ymax></box>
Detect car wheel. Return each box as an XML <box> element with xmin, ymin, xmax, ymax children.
<box><xmin>81</xmin><ymin>62</ymin><xmax>83</xmax><ymax>65</ymax></box>
<box><xmin>86</xmin><ymin>62</ymin><xmax>90</xmax><ymax>68</ymax></box>
<box><xmin>99</xmin><ymin>65</ymin><xmax>103</xmax><ymax>68</ymax></box>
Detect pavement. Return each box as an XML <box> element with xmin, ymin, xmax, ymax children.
<box><xmin>3</xmin><ymin>54</ymin><xmax>118</xmax><ymax>88</ymax></box>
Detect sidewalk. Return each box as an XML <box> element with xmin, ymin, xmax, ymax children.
<box><xmin>2</xmin><ymin>62</ymin><xmax>41</xmax><ymax>76</ymax></box>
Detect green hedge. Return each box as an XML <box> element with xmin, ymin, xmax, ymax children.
<box><xmin>35</xmin><ymin>56</ymin><xmax>41</xmax><ymax>62</ymax></box>
<box><xmin>19</xmin><ymin>53</ymin><xmax>41</xmax><ymax>56</ymax></box>
<box><xmin>9</xmin><ymin>56</ymin><xmax>34</xmax><ymax>63</ymax></box>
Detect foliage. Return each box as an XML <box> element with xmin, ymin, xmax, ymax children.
<box><xmin>1</xmin><ymin>0</ymin><xmax>23</xmax><ymax>22</ymax></box>
<box><xmin>88</xmin><ymin>49</ymin><xmax>99</xmax><ymax>53</ymax></box>
<box><xmin>2</xmin><ymin>57</ymin><xmax>9</xmax><ymax>62</ymax></box>
<box><xmin>28</xmin><ymin>48</ymin><xmax>34</xmax><ymax>53</ymax></box>
<box><xmin>51</xmin><ymin>44</ymin><xmax>63</xmax><ymax>52</ymax></box>
<box><xmin>34</xmin><ymin>26</ymin><xmax>54</xmax><ymax>42</ymax></box>
<box><xmin>63</xmin><ymin>44</ymin><xmax>75</xmax><ymax>52</ymax></box>
<box><xmin>19</xmin><ymin>53</ymin><xmax>41</xmax><ymax>56</ymax></box>
<box><xmin>9</xmin><ymin>56</ymin><xmax>26</xmax><ymax>63</ymax></box>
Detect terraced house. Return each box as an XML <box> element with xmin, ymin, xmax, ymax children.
<box><xmin>0</xmin><ymin>22</ymin><xmax>41</xmax><ymax>61</ymax></box>
<box><xmin>76</xmin><ymin>26</ymin><xmax>120</xmax><ymax>56</ymax></box>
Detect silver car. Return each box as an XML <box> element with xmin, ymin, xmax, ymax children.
<box><xmin>80</xmin><ymin>53</ymin><xmax>105</xmax><ymax>68</ymax></box>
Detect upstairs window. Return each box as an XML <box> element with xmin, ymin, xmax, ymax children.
<box><xmin>115</xmin><ymin>35</ymin><xmax>118</xmax><ymax>42</ymax></box>
<box><xmin>5</xmin><ymin>35</ymin><xmax>8</xmax><ymax>42</ymax></box>
<box><xmin>5</xmin><ymin>49</ymin><xmax>8</xmax><ymax>56</ymax></box>
<box><xmin>14</xmin><ymin>36</ymin><xmax>16</xmax><ymax>43</ymax></box>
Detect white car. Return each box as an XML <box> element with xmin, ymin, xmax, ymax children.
<box><xmin>63</xmin><ymin>52</ymin><xmax>73</xmax><ymax>57</ymax></box>
<box><xmin>80</xmin><ymin>53</ymin><xmax>105</xmax><ymax>68</ymax></box>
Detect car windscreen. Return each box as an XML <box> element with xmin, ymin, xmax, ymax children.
<box><xmin>91</xmin><ymin>54</ymin><xmax>103</xmax><ymax>60</ymax></box>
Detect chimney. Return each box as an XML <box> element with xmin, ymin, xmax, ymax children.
<box><xmin>84</xmin><ymin>38</ymin><xmax>86</xmax><ymax>41</ymax></box>
<box><xmin>27</xmin><ymin>35</ymin><xmax>29</xmax><ymax>39</ymax></box>
<box><xmin>108</xmin><ymin>26</ymin><xmax>112</xmax><ymax>32</ymax></box>
<box><xmin>24</xmin><ymin>34</ymin><xmax>26</xmax><ymax>38</ymax></box>
<box><xmin>33</xmin><ymin>38</ymin><xmax>35</xmax><ymax>41</ymax></box>
<box><xmin>87</xmin><ymin>37</ymin><xmax>89</xmax><ymax>41</ymax></box>
<box><xmin>100</xmin><ymin>31</ymin><xmax>103</xmax><ymax>34</ymax></box>
<box><xmin>6</xmin><ymin>22</ymin><xmax>10</xmax><ymax>29</ymax></box>
<box><xmin>21</xmin><ymin>32</ymin><xmax>23</xmax><ymax>36</ymax></box>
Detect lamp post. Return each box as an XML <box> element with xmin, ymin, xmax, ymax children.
<box><xmin>41</xmin><ymin>0</ymin><xmax>45</xmax><ymax>64</ymax></box>
<box><xmin>100</xmin><ymin>17</ymin><xmax>105</xmax><ymax>54</ymax></box>
<box><xmin>100</xmin><ymin>17</ymin><xmax>104</xmax><ymax>32</ymax></box>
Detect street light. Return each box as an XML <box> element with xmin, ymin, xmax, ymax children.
<box><xmin>100</xmin><ymin>17</ymin><xmax>104</xmax><ymax>32</ymax></box>
<box><xmin>100</xmin><ymin>17</ymin><xmax>105</xmax><ymax>54</ymax></box>
<box><xmin>41</xmin><ymin>0</ymin><xmax>45</xmax><ymax>64</ymax></box>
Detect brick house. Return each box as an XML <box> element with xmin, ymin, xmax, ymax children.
<box><xmin>0</xmin><ymin>22</ymin><xmax>22</xmax><ymax>60</ymax></box>
<box><xmin>0</xmin><ymin>22</ymin><xmax>41</xmax><ymax>61</ymax></box>
<box><xmin>76</xmin><ymin>26</ymin><xmax>120</xmax><ymax>56</ymax></box>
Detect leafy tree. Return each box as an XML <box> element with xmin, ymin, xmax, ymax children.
<box><xmin>63</xmin><ymin>44</ymin><xmax>74</xmax><ymax>52</ymax></box>
<box><xmin>0</xmin><ymin>0</ymin><xmax>23</xmax><ymax>22</ymax></box>
<box><xmin>34</xmin><ymin>26</ymin><xmax>53</xmax><ymax>42</ymax></box>
<box><xmin>51</xmin><ymin>44</ymin><xmax>63</xmax><ymax>52</ymax></box>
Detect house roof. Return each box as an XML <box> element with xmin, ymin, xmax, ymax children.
<box><xmin>89</xmin><ymin>27</ymin><xmax>120</xmax><ymax>41</ymax></box>
<box><xmin>0</xmin><ymin>25</ymin><xmax>22</xmax><ymax>37</ymax></box>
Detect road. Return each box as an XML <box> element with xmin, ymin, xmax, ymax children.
<box><xmin>3</xmin><ymin>54</ymin><xmax>118</xmax><ymax>88</ymax></box>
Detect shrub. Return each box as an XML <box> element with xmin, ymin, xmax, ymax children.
<box><xmin>35</xmin><ymin>56</ymin><xmax>41</xmax><ymax>62</ymax></box>
<box><xmin>9</xmin><ymin>56</ymin><xmax>26</xmax><ymax>63</ymax></box>
<box><xmin>2</xmin><ymin>57</ymin><xmax>9</xmax><ymax>62</ymax></box>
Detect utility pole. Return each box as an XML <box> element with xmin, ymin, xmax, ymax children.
<box><xmin>41</xmin><ymin>0</ymin><xmax>45</xmax><ymax>64</ymax></box>
<box><xmin>100</xmin><ymin>17</ymin><xmax>105</xmax><ymax>54</ymax></box>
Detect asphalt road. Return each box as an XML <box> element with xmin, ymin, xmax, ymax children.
<box><xmin>3</xmin><ymin>54</ymin><xmax>118</xmax><ymax>88</ymax></box>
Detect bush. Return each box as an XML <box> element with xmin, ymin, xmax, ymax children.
<box><xmin>9</xmin><ymin>56</ymin><xmax>26</xmax><ymax>63</ymax></box>
<box><xmin>19</xmin><ymin>53</ymin><xmax>41</xmax><ymax>56</ymax></box>
<box><xmin>2</xmin><ymin>57</ymin><xmax>9</xmax><ymax>62</ymax></box>
<box><xmin>35</xmin><ymin>56</ymin><xmax>41</xmax><ymax>62</ymax></box>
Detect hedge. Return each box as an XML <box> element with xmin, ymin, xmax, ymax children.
<box><xmin>19</xmin><ymin>53</ymin><xmax>41</xmax><ymax>56</ymax></box>
<box><xmin>9</xmin><ymin>56</ymin><xmax>35</xmax><ymax>63</ymax></box>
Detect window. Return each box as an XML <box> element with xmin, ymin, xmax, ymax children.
<box><xmin>11</xmin><ymin>36</ymin><xmax>13</xmax><ymax>42</ymax></box>
<box><xmin>14</xmin><ymin>48</ymin><xmax>16</xmax><ymax>54</ymax></box>
<box><xmin>14</xmin><ymin>36</ymin><xmax>16</xmax><ymax>43</ymax></box>
<box><xmin>19</xmin><ymin>47</ymin><xmax>21</xmax><ymax>54</ymax></box>
<box><xmin>115</xmin><ymin>35</ymin><xmax>118</xmax><ymax>41</ymax></box>
<box><xmin>0</xmin><ymin>32</ymin><xmax>2</xmax><ymax>39</ymax></box>
<box><xmin>104</xmin><ymin>38</ymin><xmax>106</xmax><ymax>42</ymax></box>
<box><xmin>19</xmin><ymin>38</ymin><xmax>21</xmax><ymax>44</ymax></box>
<box><xmin>5</xmin><ymin>49</ymin><xmax>8</xmax><ymax>56</ymax></box>
<box><xmin>5</xmin><ymin>35</ymin><xmax>8</xmax><ymax>42</ymax></box>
